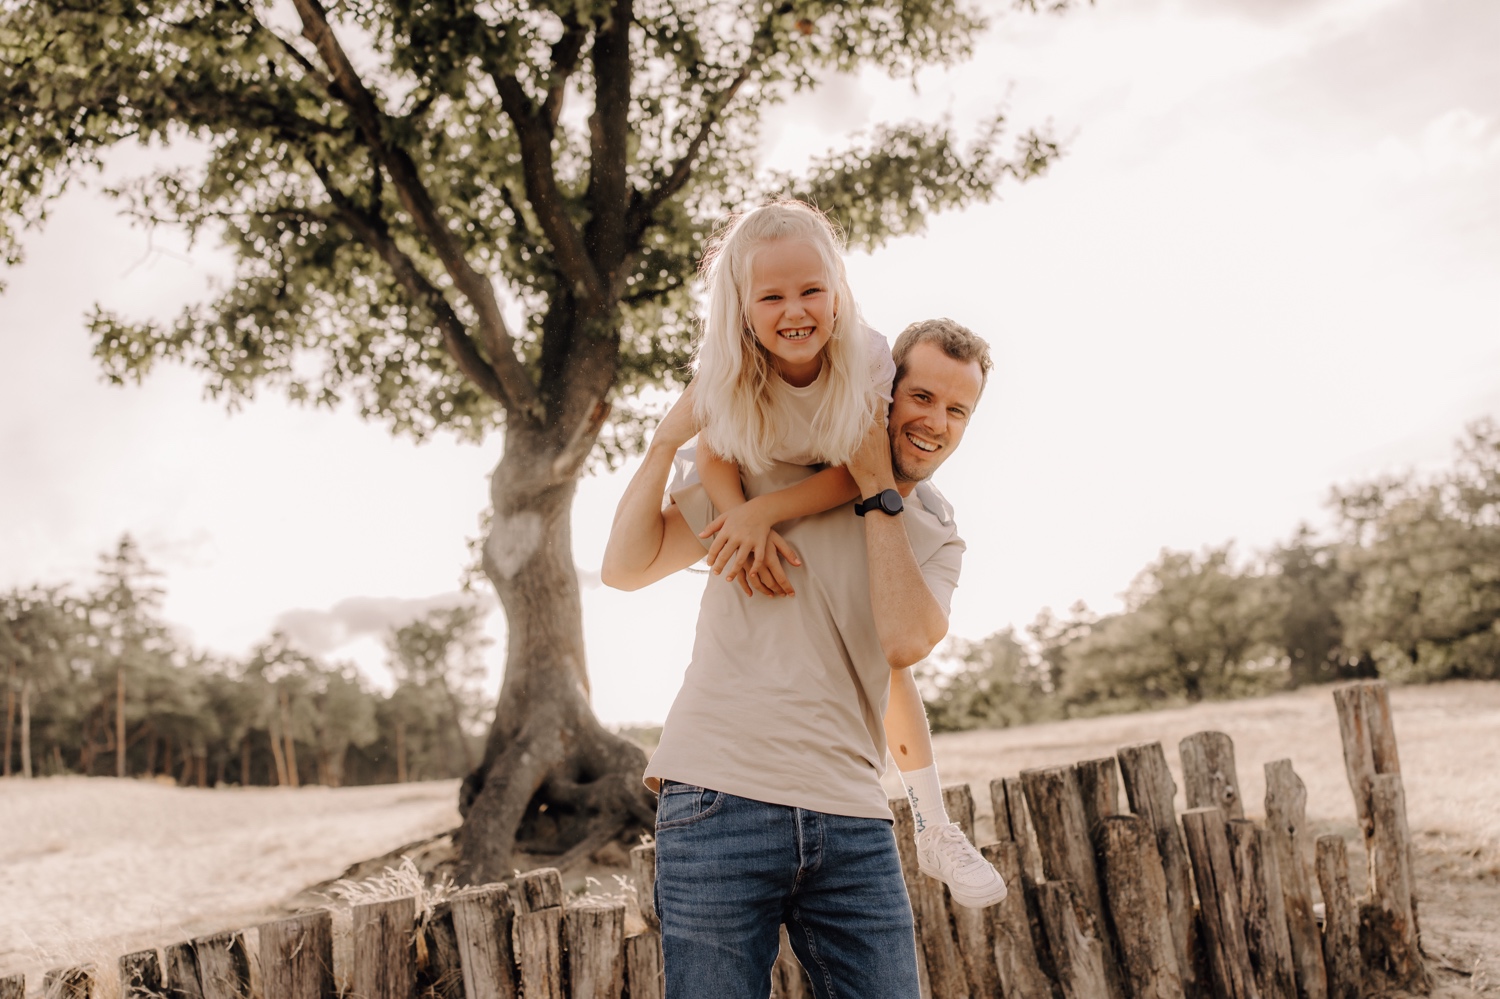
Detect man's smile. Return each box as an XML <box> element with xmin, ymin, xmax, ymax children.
<box><xmin>905</xmin><ymin>431</ymin><xmax>941</xmax><ymax>453</ymax></box>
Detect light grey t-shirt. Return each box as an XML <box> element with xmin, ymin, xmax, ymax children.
<box><xmin>643</xmin><ymin>461</ymin><xmax>964</xmax><ymax>821</ymax></box>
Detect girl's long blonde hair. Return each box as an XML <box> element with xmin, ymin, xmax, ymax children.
<box><xmin>692</xmin><ymin>200</ymin><xmax>875</xmax><ymax>474</ymax></box>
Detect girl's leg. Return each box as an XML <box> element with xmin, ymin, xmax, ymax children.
<box><xmin>885</xmin><ymin>666</ymin><xmax>948</xmax><ymax>833</ymax></box>
<box><xmin>885</xmin><ymin>667</ymin><xmax>1009</xmax><ymax>909</ymax></box>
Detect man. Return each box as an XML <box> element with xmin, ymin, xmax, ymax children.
<box><xmin>601</xmin><ymin>319</ymin><xmax>992</xmax><ymax>999</ymax></box>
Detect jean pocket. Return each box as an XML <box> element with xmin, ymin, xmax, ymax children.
<box><xmin>655</xmin><ymin>782</ymin><xmax>725</xmax><ymax>830</ymax></box>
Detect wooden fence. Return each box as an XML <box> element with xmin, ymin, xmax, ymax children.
<box><xmin>3</xmin><ymin>680</ymin><xmax>1429</xmax><ymax>999</ymax></box>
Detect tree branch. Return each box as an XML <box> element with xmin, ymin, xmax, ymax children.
<box><xmin>541</xmin><ymin>15</ymin><xmax>590</xmax><ymax>131</ymax></box>
<box><xmin>307</xmin><ymin>161</ymin><xmax>511</xmax><ymax>409</ymax></box>
<box><xmin>627</xmin><ymin>62</ymin><xmax>753</xmax><ymax>244</ymax></box>
<box><xmin>491</xmin><ymin>73</ymin><xmax>606</xmax><ymax>307</ymax></box>
<box><xmin>583</xmin><ymin>0</ymin><xmax>633</xmax><ymax>280</ymax></box>
<box><xmin>287</xmin><ymin>0</ymin><xmax>542</xmax><ymax>422</ymax></box>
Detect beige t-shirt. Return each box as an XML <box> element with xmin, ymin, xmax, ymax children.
<box><xmin>643</xmin><ymin>461</ymin><xmax>965</xmax><ymax>821</ymax></box>
<box><xmin>749</xmin><ymin>325</ymin><xmax>896</xmax><ymax>467</ymax></box>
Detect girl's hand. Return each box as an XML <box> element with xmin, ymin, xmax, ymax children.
<box><xmin>700</xmin><ymin>499</ymin><xmax>802</xmax><ymax>593</ymax></box>
<box><xmin>729</xmin><ymin>531</ymin><xmax>801</xmax><ymax>597</ymax></box>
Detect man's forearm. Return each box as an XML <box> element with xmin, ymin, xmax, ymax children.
<box><xmin>600</xmin><ymin>442</ymin><xmax>682</xmax><ymax>589</ymax></box>
<box><xmin>863</xmin><ymin>514</ymin><xmax>949</xmax><ymax>667</ymax></box>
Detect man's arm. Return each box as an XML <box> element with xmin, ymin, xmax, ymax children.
<box><xmin>600</xmin><ymin>387</ymin><xmax>713</xmax><ymax>591</ymax></box>
<box><xmin>847</xmin><ymin>418</ymin><xmax>950</xmax><ymax>668</ymax></box>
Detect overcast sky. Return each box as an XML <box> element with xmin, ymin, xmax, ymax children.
<box><xmin>2</xmin><ymin>0</ymin><xmax>1497</xmax><ymax>725</ymax></box>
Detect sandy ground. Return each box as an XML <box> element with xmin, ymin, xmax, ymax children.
<box><xmin>0</xmin><ymin>777</ymin><xmax>461</xmax><ymax>988</ymax></box>
<box><xmin>2</xmin><ymin>681</ymin><xmax>1496</xmax><ymax>994</ymax></box>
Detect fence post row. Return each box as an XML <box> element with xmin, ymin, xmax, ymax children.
<box><xmin>5</xmin><ymin>682</ymin><xmax>1430</xmax><ymax>999</ymax></box>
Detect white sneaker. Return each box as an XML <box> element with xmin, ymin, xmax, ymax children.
<box><xmin>915</xmin><ymin>822</ymin><xmax>1009</xmax><ymax>908</ymax></box>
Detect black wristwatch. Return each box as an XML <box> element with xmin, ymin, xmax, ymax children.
<box><xmin>854</xmin><ymin>489</ymin><xmax>904</xmax><ymax>517</ymax></box>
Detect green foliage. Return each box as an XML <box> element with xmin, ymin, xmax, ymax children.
<box><xmin>921</xmin><ymin>627</ymin><xmax>1059</xmax><ymax>733</ymax></box>
<box><xmin>926</xmin><ymin>421</ymin><xmax>1500</xmax><ymax>733</ymax></box>
<box><xmin>0</xmin><ymin>536</ymin><xmax>485</xmax><ymax>785</ymax></box>
<box><xmin>1333</xmin><ymin>418</ymin><xmax>1500</xmax><ymax>682</ymax></box>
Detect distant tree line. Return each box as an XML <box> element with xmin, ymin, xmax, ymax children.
<box><xmin>0</xmin><ymin>540</ymin><xmax>493</xmax><ymax>784</ymax></box>
<box><xmin>922</xmin><ymin>418</ymin><xmax>1500</xmax><ymax>731</ymax></box>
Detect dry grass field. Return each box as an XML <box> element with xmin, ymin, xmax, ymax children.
<box><xmin>2</xmin><ymin>680</ymin><xmax>1496</xmax><ymax>995</ymax></box>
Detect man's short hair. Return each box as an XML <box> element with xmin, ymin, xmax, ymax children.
<box><xmin>891</xmin><ymin>318</ymin><xmax>993</xmax><ymax>397</ymax></box>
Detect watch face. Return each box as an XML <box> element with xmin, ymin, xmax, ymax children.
<box><xmin>880</xmin><ymin>490</ymin><xmax>903</xmax><ymax>514</ymax></box>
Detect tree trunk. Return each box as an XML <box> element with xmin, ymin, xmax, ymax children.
<box><xmin>395</xmin><ymin>721</ymin><xmax>408</xmax><ymax>783</ymax></box>
<box><xmin>240</xmin><ymin>733</ymin><xmax>252</xmax><ymax>785</ymax></box>
<box><xmin>456</xmin><ymin>431</ymin><xmax>657</xmax><ymax>883</ymax></box>
<box><xmin>444</xmin><ymin>681</ymin><xmax>476</xmax><ymax>772</ymax></box>
<box><xmin>268</xmin><ymin>716</ymin><xmax>290</xmax><ymax>787</ymax></box>
<box><xmin>19</xmin><ymin>679</ymin><xmax>33</xmax><ymax>778</ymax></box>
<box><xmin>116</xmin><ymin>666</ymin><xmax>126</xmax><ymax>778</ymax></box>
<box><xmin>280</xmin><ymin>690</ymin><xmax>301</xmax><ymax>788</ymax></box>
<box><xmin>3</xmin><ymin>659</ymin><xmax>14</xmax><ymax>777</ymax></box>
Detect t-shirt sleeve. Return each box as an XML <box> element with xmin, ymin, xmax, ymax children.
<box><xmin>919</xmin><ymin>532</ymin><xmax>965</xmax><ymax>616</ymax></box>
<box><xmin>866</xmin><ymin>325</ymin><xmax>895</xmax><ymax>404</ymax></box>
<box><xmin>667</xmin><ymin>443</ymin><xmax>716</xmax><ymax>552</ymax></box>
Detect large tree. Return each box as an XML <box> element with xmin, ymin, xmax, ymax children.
<box><xmin>2</xmin><ymin>0</ymin><xmax>1066</xmax><ymax>881</ymax></box>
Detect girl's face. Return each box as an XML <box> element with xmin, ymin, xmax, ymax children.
<box><xmin>744</xmin><ymin>238</ymin><xmax>835</xmax><ymax>387</ymax></box>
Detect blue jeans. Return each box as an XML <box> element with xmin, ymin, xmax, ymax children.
<box><xmin>653</xmin><ymin>782</ymin><xmax>921</xmax><ymax>999</ymax></box>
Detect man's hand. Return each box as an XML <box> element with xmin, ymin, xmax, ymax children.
<box><xmin>653</xmin><ymin>379</ymin><xmax>703</xmax><ymax>452</ymax></box>
<box><xmin>848</xmin><ymin>410</ymin><xmax>896</xmax><ymax>498</ymax></box>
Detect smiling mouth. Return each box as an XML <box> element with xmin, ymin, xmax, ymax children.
<box><xmin>779</xmin><ymin>327</ymin><xmax>816</xmax><ymax>341</ymax></box>
<box><xmin>906</xmin><ymin>432</ymin><xmax>940</xmax><ymax>453</ymax></box>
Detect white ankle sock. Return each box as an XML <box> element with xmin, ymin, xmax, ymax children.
<box><xmin>901</xmin><ymin>764</ymin><xmax>949</xmax><ymax>834</ymax></box>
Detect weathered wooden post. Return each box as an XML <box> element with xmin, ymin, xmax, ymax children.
<box><xmin>164</xmin><ymin>943</ymin><xmax>204</xmax><ymax>999</ymax></box>
<box><xmin>891</xmin><ymin>794</ymin><xmax>960</xmax><ymax>997</ymax></box>
<box><xmin>1331</xmin><ymin>680</ymin><xmax>1402</xmax><ymax>849</ymax></box>
<box><xmin>258</xmin><ymin>911</ymin><xmax>336</xmax><ymax>999</ymax></box>
<box><xmin>625</xmin><ymin>843</ymin><xmax>667</xmax><ymax>999</ymax></box>
<box><xmin>1181</xmin><ymin>808</ymin><xmax>1259</xmax><ymax>999</ymax></box>
<box><xmin>1314</xmin><ymin>836</ymin><xmax>1361</xmax><ymax>999</ymax></box>
<box><xmin>1180</xmin><ymin>732</ymin><xmax>1245</xmax><ymax>820</ymax></box>
<box><xmin>1117</xmin><ymin>741</ymin><xmax>1202</xmax><ymax>998</ymax></box>
<box><xmin>1077</xmin><ymin>757</ymin><xmax>1123</xmax><ymax>836</ymax></box>
<box><xmin>1362</xmin><ymin>774</ymin><xmax>1430</xmax><ymax>993</ymax></box>
<box><xmin>1096</xmin><ymin>814</ymin><xmax>1185</xmax><ymax>999</ymax></box>
<box><xmin>353</xmin><ymin>897</ymin><xmax>416</xmax><ymax>999</ymax></box>
<box><xmin>43</xmin><ymin>967</ymin><xmax>94</xmax><ymax>999</ymax></box>
<box><xmin>1263</xmin><ymin>760</ymin><xmax>1327</xmax><ymax>999</ymax></box>
<box><xmin>1036</xmin><ymin>881</ymin><xmax>1111</xmax><ymax>999</ymax></box>
<box><xmin>564</xmin><ymin>899</ymin><xmax>626</xmax><ymax>999</ymax></box>
<box><xmin>945</xmin><ymin>783</ymin><xmax>1002</xmax><ymax>999</ymax></box>
<box><xmin>450</xmin><ymin>885</ymin><xmax>519</xmax><ymax>999</ymax></box>
<box><xmin>624</xmin><ymin>930</ymin><xmax>665</xmax><ymax>999</ymax></box>
<box><xmin>990</xmin><ymin>777</ymin><xmax>1014</xmax><ymax>842</ymax></box>
<box><xmin>994</xmin><ymin>775</ymin><xmax>1056</xmax><ymax>989</ymax></box>
<box><xmin>512</xmin><ymin>869</ymin><xmax>565</xmax><ymax>999</ymax></box>
<box><xmin>630</xmin><ymin>843</ymin><xmax>659</xmax><ymax>931</ymax></box>
<box><xmin>1225</xmin><ymin>821</ymin><xmax>1297</xmax><ymax>999</ymax></box>
<box><xmin>980</xmin><ymin>841</ymin><xmax>1056</xmax><ymax>999</ymax></box>
<box><xmin>120</xmin><ymin>950</ymin><xmax>163</xmax><ymax>999</ymax></box>
<box><xmin>192</xmin><ymin>932</ymin><xmax>251</xmax><ymax>999</ymax></box>
<box><xmin>1001</xmin><ymin>775</ymin><xmax>1047</xmax><ymax>884</ymax></box>
<box><xmin>419</xmin><ymin>901</ymin><xmax>464</xmax><ymax>999</ymax></box>
<box><xmin>772</xmin><ymin>926</ymin><xmax>812</xmax><ymax>999</ymax></box>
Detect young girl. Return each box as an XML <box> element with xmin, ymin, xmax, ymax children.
<box><xmin>682</xmin><ymin>199</ymin><xmax>1006</xmax><ymax>908</ymax></box>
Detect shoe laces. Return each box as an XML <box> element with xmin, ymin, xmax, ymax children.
<box><xmin>928</xmin><ymin>823</ymin><xmax>986</xmax><ymax>873</ymax></box>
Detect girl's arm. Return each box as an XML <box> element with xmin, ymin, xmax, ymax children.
<box><xmin>697</xmin><ymin>445</ymin><xmax>801</xmax><ymax>596</ymax></box>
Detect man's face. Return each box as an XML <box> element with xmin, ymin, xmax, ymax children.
<box><xmin>887</xmin><ymin>341</ymin><xmax>984</xmax><ymax>484</ymax></box>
